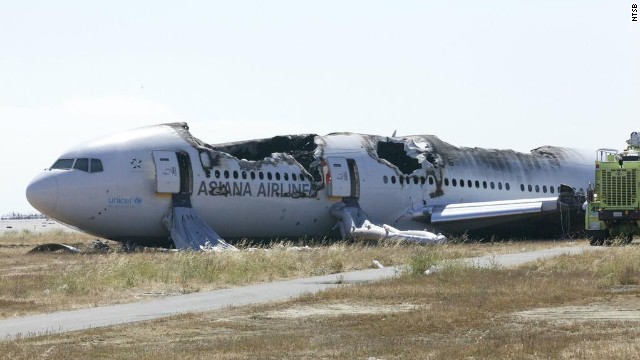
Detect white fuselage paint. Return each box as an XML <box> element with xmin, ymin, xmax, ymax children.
<box><xmin>26</xmin><ymin>123</ymin><xmax>595</xmax><ymax>244</ymax></box>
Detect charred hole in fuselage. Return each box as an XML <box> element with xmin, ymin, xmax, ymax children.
<box><xmin>376</xmin><ymin>141</ymin><xmax>421</xmax><ymax>174</ymax></box>
<box><xmin>209</xmin><ymin>134</ymin><xmax>322</xmax><ymax>182</ymax></box>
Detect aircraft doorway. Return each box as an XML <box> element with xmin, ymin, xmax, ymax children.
<box><xmin>152</xmin><ymin>151</ymin><xmax>192</xmax><ymax>194</ymax></box>
<box><xmin>325</xmin><ymin>157</ymin><xmax>360</xmax><ymax>199</ymax></box>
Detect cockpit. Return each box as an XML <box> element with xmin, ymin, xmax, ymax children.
<box><xmin>50</xmin><ymin>158</ymin><xmax>104</xmax><ymax>173</ymax></box>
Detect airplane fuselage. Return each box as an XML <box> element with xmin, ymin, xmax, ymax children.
<box><xmin>26</xmin><ymin>123</ymin><xmax>594</xmax><ymax>246</ymax></box>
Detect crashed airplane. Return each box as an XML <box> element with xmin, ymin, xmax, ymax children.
<box><xmin>26</xmin><ymin>123</ymin><xmax>593</xmax><ymax>250</ymax></box>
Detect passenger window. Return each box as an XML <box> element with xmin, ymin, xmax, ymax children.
<box><xmin>399</xmin><ymin>176</ymin><xmax>404</xmax><ymax>185</ymax></box>
<box><xmin>444</xmin><ymin>178</ymin><xmax>449</xmax><ymax>186</ymax></box>
<box><xmin>498</xmin><ymin>182</ymin><xmax>503</xmax><ymax>190</ymax></box>
<box><xmin>528</xmin><ymin>185</ymin><xmax>533</xmax><ymax>192</ymax></box>
<box><xmin>250</xmin><ymin>171</ymin><xmax>256</xmax><ymax>180</ymax></box>
<box><xmin>467</xmin><ymin>180</ymin><xmax>472</xmax><ymax>188</ymax></box>
<box><xmin>224</xmin><ymin>170</ymin><xmax>230</xmax><ymax>179</ymax></box>
<box><xmin>215</xmin><ymin>170</ymin><xmax>221</xmax><ymax>178</ymax></box>
<box><xmin>51</xmin><ymin>158</ymin><xmax>75</xmax><ymax>170</ymax></box>
<box><xmin>73</xmin><ymin>158</ymin><xmax>89</xmax><ymax>172</ymax></box>
<box><xmin>490</xmin><ymin>182</ymin><xmax>495</xmax><ymax>189</ymax></box>
<box><xmin>550</xmin><ymin>186</ymin><xmax>555</xmax><ymax>194</ymax></box>
<box><xmin>275</xmin><ymin>172</ymin><xmax>281</xmax><ymax>181</ymax></box>
<box><xmin>460</xmin><ymin>179</ymin><xmax>464</xmax><ymax>188</ymax></box>
<box><xmin>233</xmin><ymin>170</ymin><xmax>239</xmax><ymax>179</ymax></box>
<box><xmin>520</xmin><ymin>184</ymin><xmax>525</xmax><ymax>192</ymax></box>
<box><xmin>391</xmin><ymin>176</ymin><xmax>397</xmax><ymax>184</ymax></box>
<box><xmin>483</xmin><ymin>181</ymin><xmax>487</xmax><ymax>189</ymax></box>
<box><xmin>90</xmin><ymin>159</ymin><xmax>103</xmax><ymax>173</ymax></box>
<box><xmin>242</xmin><ymin>171</ymin><xmax>247</xmax><ymax>180</ymax></box>
<box><xmin>383</xmin><ymin>176</ymin><xmax>388</xmax><ymax>184</ymax></box>
<box><xmin>413</xmin><ymin>177</ymin><xmax>419</xmax><ymax>185</ymax></box>
<box><xmin>535</xmin><ymin>185</ymin><xmax>540</xmax><ymax>193</ymax></box>
<box><xmin>475</xmin><ymin>180</ymin><xmax>480</xmax><ymax>188</ymax></box>
<box><xmin>452</xmin><ymin>179</ymin><xmax>457</xmax><ymax>187</ymax></box>
<box><xmin>292</xmin><ymin>173</ymin><xmax>297</xmax><ymax>181</ymax></box>
<box><xmin>505</xmin><ymin>183</ymin><xmax>510</xmax><ymax>191</ymax></box>
<box><xmin>267</xmin><ymin>172</ymin><xmax>273</xmax><ymax>180</ymax></box>
<box><xmin>259</xmin><ymin>172</ymin><xmax>264</xmax><ymax>180</ymax></box>
<box><xmin>543</xmin><ymin>185</ymin><xmax>547</xmax><ymax>193</ymax></box>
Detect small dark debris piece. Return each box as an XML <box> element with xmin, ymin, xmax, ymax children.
<box><xmin>89</xmin><ymin>239</ymin><xmax>110</xmax><ymax>253</ymax></box>
<box><xmin>28</xmin><ymin>243</ymin><xmax>81</xmax><ymax>254</ymax></box>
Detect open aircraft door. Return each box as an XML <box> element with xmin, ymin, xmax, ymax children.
<box><xmin>325</xmin><ymin>157</ymin><xmax>360</xmax><ymax>198</ymax></box>
<box><xmin>152</xmin><ymin>151</ymin><xmax>181</xmax><ymax>194</ymax></box>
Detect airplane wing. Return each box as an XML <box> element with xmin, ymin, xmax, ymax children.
<box><xmin>412</xmin><ymin>197</ymin><xmax>562</xmax><ymax>224</ymax></box>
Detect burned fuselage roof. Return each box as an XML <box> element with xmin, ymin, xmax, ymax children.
<box><xmin>210</xmin><ymin>134</ymin><xmax>318</xmax><ymax>169</ymax></box>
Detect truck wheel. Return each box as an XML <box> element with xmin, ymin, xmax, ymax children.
<box><xmin>587</xmin><ymin>230</ymin><xmax>607</xmax><ymax>246</ymax></box>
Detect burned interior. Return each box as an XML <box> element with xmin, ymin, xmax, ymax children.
<box><xmin>376</xmin><ymin>141</ymin><xmax>422</xmax><ymax>174</ymax></box>
<box><xmin>207</xmin><ymin>134</ymin><xmax>322</xmax><ymax>181</ymax></box>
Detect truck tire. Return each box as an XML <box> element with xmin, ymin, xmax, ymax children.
<box><xmin>587</xmin><ymin>230</ymin><xmax>608</xmax><ymax>246</ymax></box>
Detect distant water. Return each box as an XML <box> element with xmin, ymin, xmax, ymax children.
<box><xmin>0</xmin><ymin>219</ymin><xmax>77</xmax><ymax>234</ymax></box>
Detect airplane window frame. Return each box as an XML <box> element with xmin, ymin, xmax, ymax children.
<box><xmin>73</xmin><ymin>158</ymin><xmax>89</xmax><ymax>172</ymax></box>
<box><xmin>90</xmin><ymin>159</ymin><xmax>104</xmax><ymax>173</ymax></box>
<box><xmin>50</xmin><ymin>158</ymin><xmax>75</xmax><ymax>170</ymax></box>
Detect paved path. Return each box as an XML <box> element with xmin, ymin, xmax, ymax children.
<box><xmin>0</xmin><ymin>245</ymin><xmax>598</xmax><ymax>340</ymax></box>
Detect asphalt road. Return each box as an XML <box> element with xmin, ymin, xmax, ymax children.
<box><xmin>0</xmin><ymin>244</ymin><xmax>598</xmax><ymax>340</ymax></box>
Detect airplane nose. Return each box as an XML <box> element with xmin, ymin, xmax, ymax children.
<box><xmin>26</xmin><ymin>173</ymin><xmax>59</xmax><ymax>215</ymax></box>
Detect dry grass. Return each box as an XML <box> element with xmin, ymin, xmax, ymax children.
<box><xmin>2</xmin><ymin>232</ymin><xmax>639</xmax><ymax>359</ymax></box>
<box><xmin>0</xmin><ymin>230</ymin><xmax>570</xmax><ymax>319</ymax></box>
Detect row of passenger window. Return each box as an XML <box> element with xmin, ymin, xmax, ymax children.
<box><xmin>382</xmin><ymin>175</ymin><xmax>558</xmax><ymax>194</ymax></box>
<box><xmin>50</xmin><ymin>158</ymin><xmax>104</xmax><ymax>173</ymax></box>
<box><xmin>213</xmin><ymin>169</ymin><xmax>312</xmax><ymax>182</ymax></box>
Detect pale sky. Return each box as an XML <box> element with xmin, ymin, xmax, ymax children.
<box><xmin>1</xmin><ymin>1</ymin><xmax>638</xmax><ymax>215</ymax></box>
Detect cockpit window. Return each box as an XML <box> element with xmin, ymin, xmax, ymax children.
<box><xmin>91</xmin><ymin>159</ymin><xmax>104</xmax><ymax>173</ymax></box>
<box><xmin>50</xmin><ymin>157</ymin><xmax>104</xmax><ymax>173</ymax></box>
<box><xmin>51</xmin><ymin>158</ymin><xmax>75</xmax><ymax>170</ymax></box>
<box><xmin>74</xmin><ymin>158</ymin><xmax>89</xmax><ymax>172</ymax></box>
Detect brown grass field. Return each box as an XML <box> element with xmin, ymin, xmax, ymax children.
<box><xmin>2</xmin><ymin>230</ymin><xmax>640</xmax><ymax>359</ymax></box>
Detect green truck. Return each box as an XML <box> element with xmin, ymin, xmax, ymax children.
<box><xmin>585</xmin><ymin>132</ymin><xmax>640</xmax><ymax>245</ymax></box>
